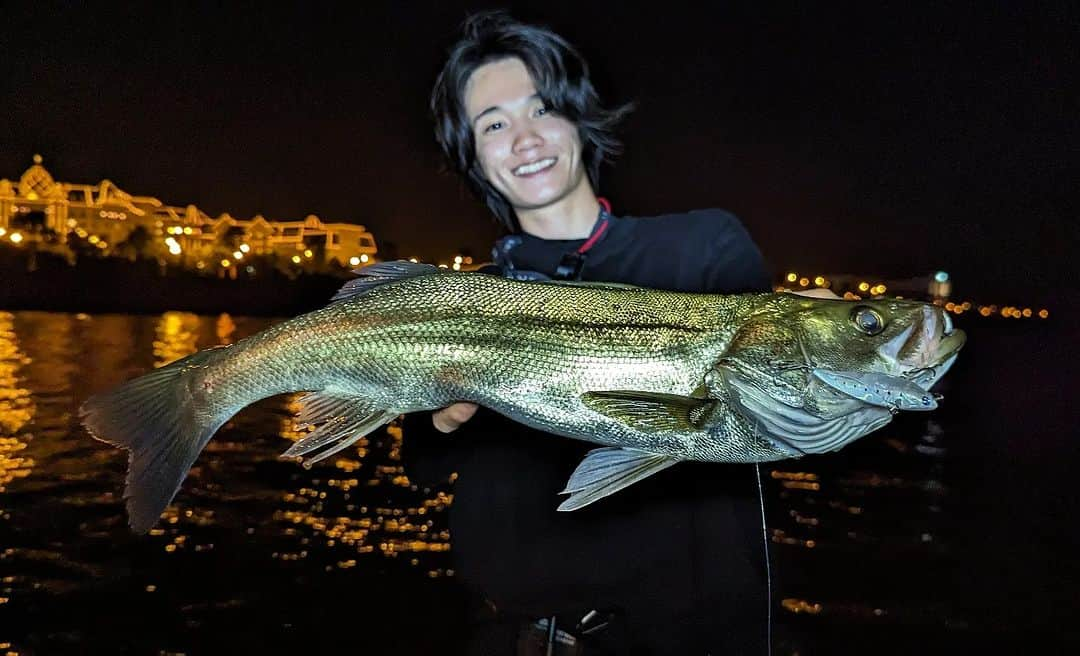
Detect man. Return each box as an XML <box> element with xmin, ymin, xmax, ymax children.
<box><xmin>408</xmin><ymin>11</ymin><xmax>774</xmax><ymax>654</ymax></box>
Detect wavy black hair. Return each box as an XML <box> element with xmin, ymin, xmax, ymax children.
<box><xmin>430</xmin><ymin>10</ymin><xmax>634</xmax><ymax>232</ymax></box>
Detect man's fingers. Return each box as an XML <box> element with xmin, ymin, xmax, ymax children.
<box><xmin>432</xmin><ymin>402</ymin><xmax>479</xmax><ymax>433</ymax></box>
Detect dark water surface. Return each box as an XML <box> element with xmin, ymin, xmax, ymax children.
<box><xmin>0</xmin><ymin>309</ymin><xmax>1074</xmax><ymax>655</ymax></box>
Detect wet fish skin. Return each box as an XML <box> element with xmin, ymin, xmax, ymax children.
<box><xmin>80</xmin><ymin>262</ymin><xmax>964</xmax><ymax>532</ymax></box>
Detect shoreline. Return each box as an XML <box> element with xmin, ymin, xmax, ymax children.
<box><xmin>0</xmin><ymin>250</ymin><xmax>349</xmax><ymax>318</ymax></box>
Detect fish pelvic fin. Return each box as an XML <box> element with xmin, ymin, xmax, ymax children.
<box><xmin>331</xmin><ymin>261</ymin><xmax>441</xmax><ymax>302</ymax></box>
<box><xmin>282</xmin><ymin>390</ymin><xmax>395</xmax><ymax>466</ymax></box>
<box><xmin>580</xmin><ymin>390</ymin><xmax>717</xmax><ymax>433</ymax></box>
<box><xmin>558</xmin><ymin>447</ymin><xmax>678</xmax><ymax>512</ymax></box>
<box><xmin>79</xmin><ymin>347</ymin><xmax>234</xmax><ymax>534</ymax></box>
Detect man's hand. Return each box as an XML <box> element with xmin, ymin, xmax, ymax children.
<box><xmin>432</xmin><ymin>402</ymin><xmax>479</xmax><ymax>433</ymax></box>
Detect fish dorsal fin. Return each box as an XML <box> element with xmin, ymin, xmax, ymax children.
<box><xmin>539</xmin><ymin>279</ymin><xmax>646</xmax><ymax>292</ymax></box>
<box><xmin>558</xmin><ymin>447</ymin><xmax>677</xmax><ymax>511</ymax></box>
<box><xmin>331</xmin><ymin>260</ymin><xmax>441</xmax><ymax>302</ymax></box>
<box><xmin>580</xmin><ymin>390</ymin><xmax>717</xmax><ymax>432</ymax></box>
<box><xmin>282</xmin><ymin>390</ymin><xmax>395</xmax><ymax>466</ymax></box>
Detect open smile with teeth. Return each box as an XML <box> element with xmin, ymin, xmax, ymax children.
<box><xmin>513</xmin><ymin>157</ymin><xmax>557</xmax><ymax>176</ymax></box>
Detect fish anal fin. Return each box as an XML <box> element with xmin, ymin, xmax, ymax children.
<box><xmin>580</xmin><ymin>390</ymin><xmax>716</xmax><ymax>433</ymax></box>
<box><xmin>558</xmin><ymin>447</ymin><xmax>678</xmax><ymax>511</ymax></box>
<box><xmin>283</xmin><ymin>391</ymin><xmax>394</xmax><ymax>464</ymax></box>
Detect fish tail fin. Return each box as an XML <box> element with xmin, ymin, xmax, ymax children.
<box><xmin>79</xmin><ymin>347</ymin><xmax>233</xmax><ymax>534</ymax></box>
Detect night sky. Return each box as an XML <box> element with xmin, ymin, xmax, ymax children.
<box><xmin>2</xmin><ymin>2</ymin><xmax>1075</xmax><ymax>304</ymax></box>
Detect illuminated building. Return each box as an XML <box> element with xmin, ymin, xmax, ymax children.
<box><xmin>0</xmin><ymin>155</ymin><xmax>378</xmax><ymax>269</ymax></box>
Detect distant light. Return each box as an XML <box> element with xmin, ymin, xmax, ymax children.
<box><xmin>304</xmin><ymin>249</ymin><xmax>313</xmax><ymax>258</ymax></box>
<box><xmin>245</xmin><ymin>266</ymin><xmax>255</xmax><ymax>274</ymax></box>
<box><xmin>1039</xmin><ymin>309</ymin><xmax>1049</xmax><ymax>319</ymax></box>
<box><xmin>878</xmin><ymin>284</ymin><xmax>887</xmax><ymax>295</ymax></box>
<box><xmin>1022</xmin><ymin>308</ymin><xmax>1032</xmax><ymax>318</ymax></box>
<box><xmin>291</xmin><ymin>255</ymin><xmax>301</xmax><ymax>264</ymax></box>
<box><xmin>813</xmin><ymin>276</ymin><xmax>825</xmax><ymax>286</ymax></box>
<box><xmin>76</xmin><ymin>229</ymin><xmax>88</xmax><ymax>238</ymax></box>
<box><xmin>464</xmin><ymin>256</ymin><xmax>473</xmax><ymax>265</ymax></box>
<box><xmin>452</xmin><ymin>262</ymin><xmax>461</xmax><ymax>271</ymax></box>
<box><xmin>409</xmin><ymin>257</ymin><xmax>418</xmax><ymax>263</ymax></box>
<box><xmin>97</xmin><ymin>241</ymin><xmax>107</xmax><ymax>249</ymax></box>
<box><xmin>858</xmin><ymin>282</ymin><xmax>870</xmax><ymax>292</ymax></box>
<box><xmin>798</xmin><ymin>277</ymin><xmax>809</xmax><ymax>287</ymax></box>
<box><xmin>88</xmin><ymin>235</ymin><xmax>100</xmax><ymax>244</ymax></box>
<box><xmin>0</xmin><ymin>228</ymin><xmax>6</xmax><ymax>237</ymax></box>
<box><xmin>196</xmin><ymin>261</ymin><xmax>206</xmax><ymax>269</ymax></box>
<box><xmin>438</xmin><ymin>264</ymin><xmax>448</xmax><ymax>269</ymax></box>
<box><xmin>221</xmin><ymin>259</ymin><xmax>231</xmax><ymax>267</ymax></box>
<box><xmin>10</xmin><ymin>232</ymin><xmax>23</xmax><ymax>244</ymax></box>
<box><xmin>66</xmin><ymin>219</ymin><xmax>77</xmax><ymax>228</ymax></box>
<box><xmin>239</xmin><ymin>243</ymin><xmax>250</xmax><ymax>253</ymax></box>
<box><xmin>934</xmin><ymin>271</ymin><xmax>949</xmax><ymax>283</ymax></box>
<box><xmin>349</xmin><ymin>256</ymin><xmax>361</xmax><ymax>266</ymax></box>
<box><xmin>165</xmin><ymin>237</ymin><xmax>178</xmax><ymax>247</ymax></box>
<box><xmin>786</xmin><ymin>273</ymin><xmax>798</xmax><ymax>283</ymax></box>
<box><xmin>232</xmin><ymin>251</ymin><xmax>243</xmax><ymax>260</ymax></box>
<box><xmin>454</xmin><ymin>255</ymin><xmax>463</xmax><ymax>264</ymax></box>
<box><xmin>169</xmin><ymin>244</ymin><xmax>182</xmax><ymax>255</ymax></box>
<box><xmin>360</xmin><ymin>254</ymin><xmax>369</xmax><ymax>263</ymax></box>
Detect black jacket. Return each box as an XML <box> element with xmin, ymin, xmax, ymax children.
<box><xmin>402</xmin><ymin>208</ymin><xmax>774</xmax><ymax>654</ymax></box>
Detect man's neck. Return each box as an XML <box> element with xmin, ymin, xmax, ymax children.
<box><xmin>516</xmin><ymin>185</ymin><xmax>601</xmax><ymax>240</ymax></box>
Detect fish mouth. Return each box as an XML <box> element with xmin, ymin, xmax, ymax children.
<box><xmin>881</xmin><ymin>305</ymin><xmax>966</xmax><ymax>391</ymax></box>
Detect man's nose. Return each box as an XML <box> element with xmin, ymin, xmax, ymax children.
<box><xmin>512</xmin><ymin>124</ymin><xmax>544</xmax><ymax>153</ymax></box>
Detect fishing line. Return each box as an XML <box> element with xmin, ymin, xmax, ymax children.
<box><xmin>755</xmin><ymin>462</ymin><xmax>772</xmax><ymax>655</ymax></box>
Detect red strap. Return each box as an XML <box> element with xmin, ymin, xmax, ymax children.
<box><xmin>577</xmin><ymin>220</ymin><xmax>608</xmax><ymax>254</ymax></box>
<box><xmin>577</xmin><ymin>197</ymin><xmax>612</xmax><ymax>254</ymax></box>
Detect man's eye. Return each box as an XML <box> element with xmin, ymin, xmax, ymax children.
<box><xmin>483</xmin><ymin>121</ymin><xmax>504</xmax><ymax>134</ymax></box>
<box><xmin>536</xmin><ymin>106</ymin><xmax>549</xmax><ymax>116</ymax></box>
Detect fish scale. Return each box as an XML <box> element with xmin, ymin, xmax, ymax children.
<box><xmin>80</xmin><ymin>262</ymin><xmax>964</xmax><ymax>531</ymax></box>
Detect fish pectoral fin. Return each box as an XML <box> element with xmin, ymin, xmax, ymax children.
<box><xmin>282</xmin><ymin>391</ymin><xmax>395</xmax><ymax>466</ymax></box>
<box><xmin>580</xmin><ymin>390</ymin><xmax>716</xmax><ymax>432</ymax></box>
<box><xmin>558</xmin><ymin>447</ymin><xmax>678</xmax><ymax>512</ymax></box>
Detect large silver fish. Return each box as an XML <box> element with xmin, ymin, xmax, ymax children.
<box><xmin>81</xmin><ymin>262</ymin><xmax>965</xmax><ymax>532</ymax></box>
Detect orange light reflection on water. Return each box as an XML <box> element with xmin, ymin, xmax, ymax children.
<box><xmin>0</xmin><ymin>312</ymin><xmax>34</xmax><ymax>492</ymax></box>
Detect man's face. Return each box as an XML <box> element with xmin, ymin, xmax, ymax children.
<box><xmin>464</xmin><ymin>57</ymin><xmax>589</xmax><ymax>212</ymax></box>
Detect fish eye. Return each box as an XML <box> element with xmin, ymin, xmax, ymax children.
<box><xmin>851</xmin><ymin>306</ymin><xmax>885</xmax><ymax>335</ymax></box>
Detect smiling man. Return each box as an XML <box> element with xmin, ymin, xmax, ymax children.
<box><xmin>466</xmin><ymin>56</ymin><xmax>600</xmax><ymax>240</ymax></box>
<box><xmin>413</xmin><ymin>10</ymin><xmax>774</xmax><ymax>654</ymax></box>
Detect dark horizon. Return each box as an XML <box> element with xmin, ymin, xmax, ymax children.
<box><xmin>2</xmin><ymin>2</ymin><xmax>1075</xmax><ymax>304</ymax></box>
